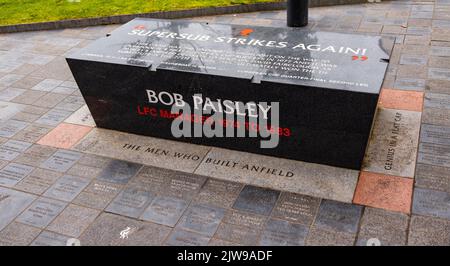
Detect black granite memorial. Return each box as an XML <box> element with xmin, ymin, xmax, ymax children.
<box><xmin>66</xmin><ymin>18</ymin><xmax>393</xmax><ymax>170</ymax></box>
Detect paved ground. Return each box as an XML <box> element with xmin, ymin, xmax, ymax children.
<box><xmin>1</xmin><ymin>0</ymin><xmax>450</xmax><ymax>246</ymax></box>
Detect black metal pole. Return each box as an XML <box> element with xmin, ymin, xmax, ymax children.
<box><xmin>287</xmin><ymin>0</ymin><xmax>309</xmax><ymax>27</ymax></box>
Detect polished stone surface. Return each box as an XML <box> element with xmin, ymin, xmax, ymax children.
<box><xmin>0</xmin><ymin>1</ymin><xmax>448</xmax><ymax>246</ymax></box>
<box><xmin>66</xmin><ymin>18</ymin><xmax>393</xmax><ymax>170</ymax></box>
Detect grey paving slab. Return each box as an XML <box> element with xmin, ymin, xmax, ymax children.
<box><xmin>0</xmin><ymin>140</ymin><xmax>32</xmax><ymax>161</ymax></box>
<box><xmin>30</xmin><ymin>79</ymin><xmax>63</xmax><ymax>92</ymax></box>
<box><xmin>213</xmin><ymin>222</ymin><xmax>260</xmax><ymax>246</ymax></box>
<box><xmin>232</xmin><ymin>185</ymin><xmax>279</xmax><ymax>216</ymax></box>
<box><xmin>35</xmin><ymin>108</ymin><xmax>72</xmax><ymax>126</ymax></box>
<box><xmin>73</xmin><ymin>180</ymin><xmax>122</xmax><ymax>210</ymax></box>
<box><xmin>0</xmin><ymin>119</ymin><xmax>29</xmax><ymax>138</ymax></box>
<box><xmin>356</xmin><ymin>207</ymin><xmax>409</xmax><ymax>246</ymax></box>
<box><xmin>260</xmin><ymin>218</ymin><xmax>309</xmax><ymax>246</ymax></box>
<box><xmin>43</xmin><ymin>175</ymin><xmax>90</xmax><ymax>202</ymax></box>
<box><xmin>271</xmin><ymin>192</ymin><xmax>321</xmax><ymax>226</ymax></box>
<box><xmin>306</xmin><ymin>227</ymin><xmax>356</xmax><ymax>246</ymax></box>
<box><xmin>66</xmin><ymin>163</ymin><xmax>102</xmax><ymax>179</ymax></box>
<box><xmin>0</xmin><ymin>74</ymin><xmax>24</xmax><ymax>87</ymax></box>
<box><xmin>412</xmin><ymin>188</ymin><xmax>450</xmax><ymax>220</ymax></box>
<box><xmin>74</xmin><ymin>128</ymin><xmax>210</xmax><ymax>173</ymax></box>
<box><xmin>194</xmin><ymin>179</ymin><xmax>243</xmax><ymax>208</ymax></box>
<box><xmin>422</xmin><ymin>107</ymin><xmax>450</xmax><ymax>127</ymax></box>
<box><xmin>0</xmin><ymin>222</ymin><xmax>41</xmax><ymax>246</ymax></box>
<box><xmin>33</xmin><ymin>92</ymin><xmax>67</xmax><ymax>108</ymax></box>
<box><xmin>47</xmin><ymin>204</ymin><xmax>100</xmax><ymax>237</ymax></box>
<box><xmin>408</xmin><ymin>215</ymin><xmax>450</xmax><ymax>245</ymax></box>
<box><xmin>40</xmin><ymin>150</ymin><xmax>81</xmax><ymax>172</ymax></box>
<box><xmin>96</xmin><ymin>159</ymin><xmax>142</xmax><ymax>184</ymax></box>
<box><xmin>11</xmin><ymin>90</ymin><xmax>46</xmax><ymax>105</ymax></box>
<box><xmin>79</xmin><ymin>213</ymin><xmax>171</xmax><ymax>246</ymax></box>
<box><xmin>362</xmin><ymin>108</ymin><xmax>421</xmax><ymax>178</ymax></box>
<box><xmin>415</xmin><ymin>163</ymin><xmax>450</xmax><ymax>193</ymax></box>
<box><xmin>11</xmin><ymin>111</ymin><xmax>40</xmax><ymax>123</ymax></box>
<box><xmin>77</xmin><ymin>153</ymin><xmax>111</xmax><ymax>168</ymax></box>
<box><xmin>14</xmin><ymin>168</ymin><xmax>62</xmax><ymax>195</ymax></box>
<box><xmin>0</xmin><ymin>87</ymin><xmax>25</xmax><ymax>101</ymax></box>
<box><xmin>0</xmin><ymin>162</ymin><xmax>34</xmax><ymax>187</ymax></box>
<box><xmin>16</xmin><ymin>197</ymin><xmax>67</xmax><ymax>228</ymax></box>
<box><xmin>222</xmin><ymin>209</ymin><xmax>267</xmax><ymax>230</ymax></box>
<box><xmin>0</xmin><ymin>187</ymin><xmax>36</xmax><ymax>231</ymax></box>
<box><xmin>14</xmin><ymin>144</ymin><xmax>57</xmax><ymax>167</ymax></box>
<box><xmin>54</xmin><ymin>95</ymin><xmax>84</xmax><ymax>111</ymax></box>
<box><xmin>30</xmin><ymin>230</ymin><xmax>71</xmax><ymax>246</ymax></box>
<box><xmin>105</xmin><ymin>187</ymin><xmax>154</xmax><ymax>218</ymax></box>
<box><xmin>314</xmin><ymin>200</ymin><xmax>363</xmax><ymax>234</ymax></box>
<box><xmin>429</xmin><ymin>68</ymin><xmax>450</xmax><ymax>80</ymax></box>
<box><xmin>424</xmin><ymin>92</ymin><xmax>450</xmax><ymax>109</ymax></box>
<box><xmin>141</xmin><ymin>196</ymin><xmax>189</xmax><ymax>227</ymax></box>
<box><xmin>420</xmin><ymin>124</ymin><xmax>450</xmax><ymax>146</ymax></box>
<box><xmin>166</xmin><ymin>229</ymin><xmax>210</xmax><ymax>246</ymax></box>
<box><xmin>177</xmin><ymin>203</ymin><xmax>226</xmax><ymax>237</ymax></box>
<box><xmin>196</xmin><ymin>148</ymin><xmax>358</xmax><ymax>203</ymax></box>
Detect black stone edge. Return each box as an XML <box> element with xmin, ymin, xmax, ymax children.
<box><xmin>0</xmin><ymin>0</ymin><xmax>369</xmax><ymax>34</ymax></box>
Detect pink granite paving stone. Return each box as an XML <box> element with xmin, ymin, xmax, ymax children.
<box><xmin>37</xmin><ymin>122</ymin><xmax>92</xmax><ymax>149</ymax></box>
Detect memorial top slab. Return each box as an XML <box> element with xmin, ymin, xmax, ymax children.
<box><xmin>67</xmin><ymin>18</ymin><xmax>393</xmax><ymax>94</ymax></box>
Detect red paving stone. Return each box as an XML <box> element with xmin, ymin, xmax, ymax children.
<box><xmin>353</xmin><ymin>171</ymin><xmax>413</xmax><ymax>214</ymax></box>
<box><xmin>378</xmin><ymin>88</ymin><xmax>424</xmax><ymax>112</ymax></box>
<box><xmin>37</xmin><ymin>122</ymin><xmax>92</xmax><ymax>149</ymax></box>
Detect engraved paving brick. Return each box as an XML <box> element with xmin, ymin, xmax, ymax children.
<box><xmin>271</xmin><ymin>192</ymin><xmax>321</xmax><ymax>226</ymax></box>
<box><xmin>47</xmin><ymin>204</ymin><xmax>100</xmax><ymax>238</ymax></box>
<box><xmin>314</xmin><ymin>200</ymin><xmax>362</xmax><ymax>234</ymax></box>
<box><xmin>0</xmin><ymin>162</ymin><xmax>34</xmax><ymax>187</ymax></box>
<box><xmin>40</xmin><ymin>150</ymin><xmax>81</xmax><ymax>172</ymax></box>
<box><xmin>408</xmin><ymin>215</ymin><xmax>450</xmax><ymax>246</ymax></box>
<box><xmin>0</xmin><ymin>140</ymin><xmax>32</xmax><ymax>161</ymax></box>
<box><xmin>420</xmin><ymin>124</ymin><xmax>450</xmax><ymax>146</ymax></box>
<box><xmin>422</xmin><ymin>107</ymin><xmax>450</xmax><ymax>128</ymax></box>
<box><xmin>35</xmin><ymin>108</ymin><xmax>72</xmax><ymax>126</ymax></box>
<box><xmin>214</xmin><ymin>222</ymin><xmax>260</xmax><ymax>246</ymax></box>
<box><xmin>73</xmin><ymin>180</ymin><xmax>123</xmax><ymax>210</ymax></box>
<box><xmin>31</xmin><ymin>231</ymin><xmax>71</xmax><ymax>246</ymax></box>
<box><xmin>0</xmin><ymin>222</ymin><xmax>41</xmax><ymax>246</ymax></box>
<box><xmin>260</xmin><ymin>218</ymin><xmax>309</xmax><ymax>246</ymax></box>
<box><xmin>11</xmin><ymin>124</ymin><xmax>52</xmax><ymax>143</ymax></box>
<box><xmin>0</xmin><ymin>187</ymin><xmax>36</xmax><ymax>231</ymax></box>
<box><xmin>362</xmin><ymin>108</ymin><xmax>421</xmax><ymax>178</ymax></box>
<box><xmin>177</xmin><ymin>203</ymin><xmax>226</xmax><ymax>237</ymax></box>
<box><xmin>16</xmin><ymin>197</ymin><xmax>67</xmax><ymax>228</ymax></box>
<box><xmin>79</xmin><ymin>213</ymin><xmax>171</xmax><ymax>246</ymax></box>
<box><xmin>13</xmin><ymin>144</ymin><xmax>56</xmax><ymax>167</ymax></box>
<box><xmin>105</xmin><ymin>187</ymin><xmax>154</xmax><ymax>218</ymax></box>
<box><xmin>0</xmin><ymin>119</ymin><xmax>28</xmax><ymax>138</ymax></box>
<box><xmin>194</xmin><ymin>179</ymin><xmax>243</xmax><ymax>208</ymax></box>
<box><xmin>140</xmin><ymin>196</ymin><xmax>189</xmax><ymax>227</ymax></box>
<box><xmin>166</xmin><ymin>229</ymin><xmax>210</xmax><ymax>246</ymax></box>
<box><xmin>14</xmin><ymin>168</ymin><xmax>61</xmax><ymax>195</ymax></box>
<box><xmin>43</xmin><ymin>175</ymin><xmax>90</xmax><ymax>202</ymax></box>
<box><xmin>356</xmin><ymin>207</ymin><xmax>409</xmax><ymax>246</ymax></box>
<box><xmin>66</xmin><ymin>163</ymin><xmax>103</xmax><ymax>179</ymax></box>
<box><xmin>378</xmin><ymin>89</ymin><xmax>424</xmax><ymax>112</ymax></box>
<box><xmin>232</xmin><ymin>185</ymin><xmax>279</xmax><ymax>216</ymax></box>
<box><xmin>415</xmin><ymin>164</ymin><xmax>450</xmax><ymax>193</ymax></box>
<box><xmin>412</xmin><ymin>188</ymin><xmax>450</xmax><ymax>220</ymax></box>
<box><xmin>306</xmin><ymin>227</ymin><xmax>356</xmax><ymax>246</ymax></box>
<box><xmin>97</xmin><ymin>159</ymin><xmax>142</xmax><ymax>185</ymax></box>
<box><xmin>424</xmin><ymin>92</ymin><xmax>450</xmax><ymax>109</ymax></box>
